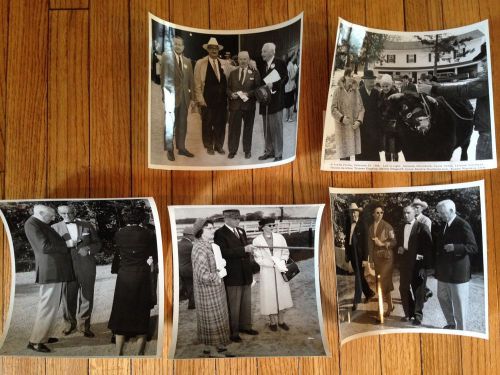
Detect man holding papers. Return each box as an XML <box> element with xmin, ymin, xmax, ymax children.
<box><xmin>227</xmin><ymin>51</ymin><xmax>262</xmax><ymax>159</ymax></box>
<box><xmin>258</xmin><ymin>43</ymin><xmax>288</xmax><ymax>161</ymax></box>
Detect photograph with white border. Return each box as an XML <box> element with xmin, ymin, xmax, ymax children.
<box><xmin>330</xmin><ymin>181</ymin><xmax>488</xmax><ymax>344</ymax></box>
<box><xmin>321</xmin><ymin>18</ymin><xmax>496</xmax><ymax>172</ymax></box>
<box><xmin>168</xmin><ymin>204</ymin><xmax>328</xmax><ymax>358</ymax></box>
<box><xmin>0</xmin><ymin>198</ymin><xmax>164</xmax><ymax>357</ymax></box>
<box><xmin>149</xmin><ymin>13</ymin><xmax>303</xmax><ymax>170</ymax></box>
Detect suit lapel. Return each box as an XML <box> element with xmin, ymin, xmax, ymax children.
<box><xmin>77</xmin><ymin>221</ymin><xmax>83</xmax><ymax>241</ymax></box>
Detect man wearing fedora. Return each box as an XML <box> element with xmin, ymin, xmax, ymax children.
<box><xmin>214</xmin><ymin>209</ymin><xmax>258</xmax><ymax>342</ymax></box>
<box><xmin>358</xmin><ymin>70</ymin><xmax>382</xmax><ymax>161</ymax></box>
<box><xmin>412</xmin><ymin>198</ymin><xmax>434</xmax><ymax>302</ymax></box>
<box><xmin>194</xmin><ymin>37</ymin><xmax>230</xmax><ymax>155</ymax></box>
<box><xmin>160</xmin><ymin>35</ymin><xmax>195</xmax><ymax>161</ymax></box>
<box><xmin>344</xmin><ymin>203</ymin><xmax>375</xmax><ymax>311</ymax></box>
<box><xmin>418</xmin><ymin>43</ymin><xmax>492</xmax><ymax>160</ymax></box>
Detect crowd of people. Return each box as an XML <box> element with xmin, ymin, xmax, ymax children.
<box><xmin>23</xmin><ymin>204</ymin><xmax>158</xmax><ymax>355</ymax></box>
<box><xmin>331</xmin><ymin>43</ymin><xmax>491</xmax><ymax>162</ymax></box>
<box><xmin>178</xmin><ymin>209</ymin><xmax>295</xmax><ymax>358</ymax></box>
<box><xmin>156</xmin><ymin>35</ymin><xmax>299</xmax><ymax>162</ymax></box>
<box><xmin>343</xmin><ymin>198</ymin><xmax>478</xmax><ymax>329</ymax></box>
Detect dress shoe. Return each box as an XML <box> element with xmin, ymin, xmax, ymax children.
<box><xmin>245</xmin><ymin>152</ymin><xmax>251</xmax><ymax>159</ymax></box>
<box><xmin>269</xmin><ymin>324</ymin><xmax>278</xmax><ymax>332</ymax></box>
<box><xmin>424</xmin><ymin>289</ymin><xmax>433</xmax><ymax>302</ymax></box>
<box><xmin>364</xmin><ymin>291</ymin><xmax>376</xmax><ymax>303</ymax></box>
<box><xmin>215</xmin><ymin>147</ymin><xmax>225</xmax><ymax>155</ymax></box>
<box><xmin>27</xmin><ymin>342</ymin><xmax>50</xmax><ymax>353</ymax></box>
<box><xmin>273</xmin><ymin>156</ymin><xmax>282</xmax><ymax>161</ymax></box>
<box><xmin>47</xmin><ymin>337</ymin><xmax>59</xmax><ymax>344</ymax></box>
<box><xmin>258</xmin><ymin>153</ymin><xmax>274</xmax><ymax>160</ymax></box>
<box><xmin>412</xmin><ymin>319</ymin><xmax>422</xmax><ymax>326</ymax></box>
<box><xmin>400</xmin><ymin>317</ymin><xmax>410</xmax><ymax>322</ymax></box>
<box><xmin>63</xmin><ymin>326</ymin><xmax>76</xmax><ymax>335</ymax></box>
<box><xmin>167</xmin><ymin>150</ymin><xmax>175</xmax><ymax>161</ymax></box>
<box><xmin>230</xmin><ymin>335</ymin><xmax>242</xmax><ymax>343</ymax></box>
<box><xmin>83</xmin><ymin>330</ymin><xmax>95</xmax><ymax>338</ymax></box>
<box><xmin>352</xmin><ymin>303</ymin><xmax>357</xmax><ymax>311</ymax></box>
<box><xmin>207</xmin><ymin>148</ymin><xmax>214</xmax><ymax>155</ymax></box>
<box><xmin>384</xmin><ymin>305</ymin><xmax>395</xmax><ymax>318</ymax></box>
<box><xmin>443</xmin><ymin>324</ymin><xmax>456</xmax><ymax>329</ymax></box>
<box><xmin>278</xmin><ymin>323</ymin><xmax>290</xmax><ymax>331</ymax></box>
<box><xmin>178</xmin><ymin>149</ymin><xmax>194</xmax><ymax>157</ymax></box>
<box><xmin>240</xmin><ymin>329</ymin><xmax>259</xmax><ymax>335</ymax></box>
<box><xmin>228</xmin><ymin>152</ymin><xmax>236</xmax><ymax>159</ymax></box>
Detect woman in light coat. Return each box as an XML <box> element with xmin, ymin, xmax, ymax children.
<box><xmin>252</xmin><ymin>218</ymin><xmax>293</xmax><ymax>331</ymax></box>
<box><xmin>331</xmin><ymin>70</ymin><xmax>365</xmax><ymax>160</ymax></box>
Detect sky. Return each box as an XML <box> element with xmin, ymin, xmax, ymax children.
<box><xmin>171</xmin><ymin>205</ymin><xmax>322</xmax><ymax>220</ymax></box>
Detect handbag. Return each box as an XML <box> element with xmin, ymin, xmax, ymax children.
<box><xmin>281</xmin><ymin>257</ymin><xmax>300</xmax><ymax>282</ymax></box>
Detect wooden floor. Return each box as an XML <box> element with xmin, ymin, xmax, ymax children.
<box><xmin>0</xmin><ymin>0</ymin><xmax>498</xmax><ymax>374</ymax></box>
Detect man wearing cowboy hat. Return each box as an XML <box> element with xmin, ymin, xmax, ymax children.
<box><xmin>344</xmin><ymin>202</ymin><xmax>375</xmax><ymax>311</ymax></box>
<box><xmin>411</xmin><ymin>198</ymin><xmax>433</xmax><ymax>302</ymax></box>
<box><xmin>358</xmin><ymin>70</ymin><xmax>383</xmax><ymax>161</ymax></box>
<box><xmin>194</xmin><ymin>37</ymin><xmax>230</xmax><ymax>155</ymax></box>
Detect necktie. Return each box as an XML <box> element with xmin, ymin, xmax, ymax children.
<box><xmin>212</xmin><ymin>59</ymin><xmax>220</xmax><ymax>81</ymax></box>
<box><xmin>177</xmin><ymin>56</ymin><xmax>182</xmax><ymax>74</ymax></box>
<box><xmin>233</xmin><ymin>228</ymin><xmax>239</xmax><ymax>238</ymax></box>
<box><xmin>239</xmin><ymin>68</ymin><xmax>244</xmax><ymax>83</ymax></box>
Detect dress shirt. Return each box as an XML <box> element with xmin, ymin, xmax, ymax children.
<box><xmin>403</xmin><ymin>219</ymin><xmax>415</xmax><ymax>250</ymax></box>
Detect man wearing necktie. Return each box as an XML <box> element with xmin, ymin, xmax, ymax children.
<box><xmin>214</xmin><ymin>209</ymin><xmax>258</xmax><ymax>342</ymax></box>
<box><xmin>193</xmin><ymin>37</ymin><xmax>229</xmax><ymax>155</ymax></box>
<box><xmin>435</xmin><ymin>199</ymin><xmax>477</xmax><ymax>330</ymax></box>
<box><xmin>396</xmin><ymin>205</ymin><xmax>432</xmax><ymax>325</ymax></box>
<box><xmin>160</xmin><ymin>35</ymin><xmax>195</xmax><ymax>161</ymax></box>
<box><xmin>52</xmin><ymin>205</ymin><xmax>102</xmax><ymax>338</ymax></box>
<box><xmin>226</xmin><ymin>51</ymin><xmax>262</xmax><ymax>159</ymax></box>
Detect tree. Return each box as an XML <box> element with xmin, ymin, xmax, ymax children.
<box><xmin>416</xmin><ymin>33</ymin><xmax>474</xmax><ymax>75</ymax></box>
<box><xmin>358</xmin><ymin>31</ymin><xmax>389</xmax><ymax>72</ymax></box>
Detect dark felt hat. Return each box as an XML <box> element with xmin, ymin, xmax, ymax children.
<box><xmin>223</xmin><ymin>209</ymin><xmax>241</xmax><ymax>219</ymax></box>
<box><xmin>361</xmin><ymin>70</ymin><xmax>376</xmax><ymax>80</ymax></box>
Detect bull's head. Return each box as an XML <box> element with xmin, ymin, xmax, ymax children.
<box><xmin>388</xmin><ymin>93</ymin><xmax>437</xmax><ymax>135</ymax></box>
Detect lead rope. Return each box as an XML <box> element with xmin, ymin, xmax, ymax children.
<box><xmin>440</xmin><ymin>97</ymin><xmax>475</xmax><ymax>121</ymax></box>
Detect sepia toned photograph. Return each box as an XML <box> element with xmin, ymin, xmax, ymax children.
<box><xmin>330</xmin><ymin>181</ymin><xmax>488</xmax><ymax>344</ymax></box>
<box><xmin>148</xmin><ymin>13</ymin><xmax>303</xmax><ymax>170</ymax></box>
<box><xmin>168</xmin><ymin>205</ymin><xmax>328</xmax><ymax>358</ymax></box>
<box><xmin>321</xmin><ymin>19</ymin><xmax>496</xmax><ymax>172</ymax></box>
<box><xmin>0</xmin><ymin>198</ymin><xmax>164</xmax><ymax>357</ymax></box>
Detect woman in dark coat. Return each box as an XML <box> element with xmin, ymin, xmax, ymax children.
<box><xmin>108</xmin><ymin>207</ymin><xmax>157</xmax><ymax>356</ymax></box>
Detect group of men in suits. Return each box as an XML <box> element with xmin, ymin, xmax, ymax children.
<box><xmin>23</xmin><ymin>204</ymin><xmax>101</xmax><ymax>353</ymax></box>
<box><xmin>344</xmin><ymin>197</ymin><xmax>478</xmax><ymax>329</ymax></box>
<box><xmin>160</xmin><ymin>35</ymin><xmax>289</xmax><ymax>162</ymax></box>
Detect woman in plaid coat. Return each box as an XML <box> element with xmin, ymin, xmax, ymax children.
<box><xmin>191</xmin><ymin>218</ymin><xmax>233</xmax><ymax>357</ymax></box>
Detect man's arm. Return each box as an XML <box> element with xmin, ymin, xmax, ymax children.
<box><xmin>271</xmin><ymin>59</ymin><xmax>288</xmax><ymax>92</ymax></box>
<box><xmin>427</xmin><ymin>79</ymin><xmax>488</xmax><ymax>100</ymax></box>
<box><xmin>193</xmin><ymin>59</ymin><xmax>207</xmax><ymax>106</ymax></box>
<box><xmin>86</xmin><ymin>222</ymin><xmax>102</xmax><ymax>255</ymax></box>
<box><xmin>25</xmin><ymin>221</ymin><xmax>67</xmax><ymax>254</ymax></box>
<box><xmin>451</xmin><ymin>220</ymin><xmax>478</xmax><ymax>256</ymax></box>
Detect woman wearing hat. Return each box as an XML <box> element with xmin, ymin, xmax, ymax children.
<box><xmin>252</xmin><ymin>218</ymin><xmax>293</xmax><ymax>331</ymax></box>
<box><xmin>377</xmin><ymin>74</ymin><xmax>401</xmax><ymax>162</ymax></box>
<box><xmin>331</xmin><ymin>69</ymin><xmax>365</xmax><ymax>160</ymax></box>
<box><xmin>191</xmin><ymin>218</ymin><xmax>233</xmax><ymax>357</ymax></box>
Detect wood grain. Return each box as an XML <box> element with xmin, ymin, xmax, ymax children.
<box><xmin>49</xmin><ymin>0</ymin><xmax>88</xmax><ymax>10</ymax></box>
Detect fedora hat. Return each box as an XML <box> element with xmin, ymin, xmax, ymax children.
<box><xmin>203</xmin><ymin>37</ymin><xmax>224</xmax><ymax>51</ymax></box>
<box><xmin>412</xmin><ymin>198</ymin><xmax>428</xmax><ymax>209</ymax></box>
<box><xmin>361</xmin><ymin>70</ymin><xmax>376</xmax><ymax>80</ymax></box>
<box><xmin>348</xmin><ymin>203</ymin><xmax>363</xmax><ymax>212</ymax></box>
<box><xmin>222</xmin><ymin>209</ymin><xmax>241</xmax><ymax>219</ymax></box>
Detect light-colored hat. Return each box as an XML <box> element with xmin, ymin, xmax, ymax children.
<box><xmin>348</xmin><ymin>203</ymin><xmax>363</xmax><ymax>212</ymax></box>
<box><xmin>412</xmin><ymin>198</ymin><xmax>428</xmax><ymax>209</ymax></box>
<box><xmin>183</xmin><ymin>226</ymin><xmax>195</xmax><ymax>236</ymax></box>
<box><xmin>203</xmin><ymin>37</ymin><xmax>224</xmax><ymax>51</ymax></box>
<box><xmin>222</xmin><ymin>209</ymin><xmax>241</xmax><ymax>219</ymax></box>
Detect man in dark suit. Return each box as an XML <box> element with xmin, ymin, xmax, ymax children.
<box><xmin>358</xmin><ymin>70</ymin><xmax>382</xmax><ymax>161</ymax></box>
<box><xmin>344</xmin><ymin>203</ymin><xmax>375</xmax><ymax>311</ymax></box>
<box><xmin>396</xmin><ymin>205</ymin><xmax>432</xmax><ymax>325</ymax></box>
<box><xmin>226</xmin><ymin>51</ymin><xmax>261</xmax><ymax>159</ymax></box>
<box><xmin>435</xmin><ymin>199</ymin><xmax>478</xmax><ymax>330</ymax></box>
<box><xmin>258</xmin><ymin>42</ymin><xmax>288</xmax><ymax>162</ymax></box>
<box><xmin>24</xmin><ymin>205</ymin><xmax>75</xmax><ymax>353</ymax></box>
<box><xmin>214</xmin><ymin>209</ymin><xmax>258</xmax><ymax>342</ymax></box>
<box><xmin>178</xmin><ymin>226</ymin><xmax>195</xmax><ymax>309</ymax></box>
<box><xmin>160</xmin><ymin>35</ymin><xmax>195</xmax><ymax>161</ymax></box>
<box><xmin>51</xmin><ymin>205</ymin><xmax>102</xmax><ymax>338</ymax></box>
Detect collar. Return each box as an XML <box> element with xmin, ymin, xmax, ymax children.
<box><xmin>447</xmin><ymin>214</ymin><xmax>457</xmax><ymax>226</ymax></box>
<box><xmin>266</xmin><ymin>56</ymin><xmax>275</xmax><ymax>68</ymax></box>
<box><xmin>405</xmin><ymin>219</ymin><xmax>415</xmax><ymax>226</ymax></box>
<box><xmin>225</xmin><ymin>223</ymin><xmax>236</xmax><ymax>231</ymax></box>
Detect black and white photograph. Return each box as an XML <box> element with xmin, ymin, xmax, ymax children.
<box><xmin>168</xmin><ymin>205</ymin><xmax>328</xmax><ymax>358</ymax></box>
<box><xmin>0</xmin><ymin>198</ymin><xmax>164</xmax><ymax>357</ymax></box>
<box><xmin>149</xmin><ymin>13</ymin><xmax>303</xmax><ymax>170</ymax></box>
<box><xmin>330</xmin><ymin>181</ymin><xmax>488</xmax><ymax>344</ymax></box>
<box><xmin>321</xmin><ymin>18</ymin><xmax>496</xmax><ymax>172</ymax></box>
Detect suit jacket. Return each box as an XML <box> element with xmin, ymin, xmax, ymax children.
<box><xmin>344</xmin><ymin>218</ymin><xmax>368</xmax><ymax>263</ymax></box>
<box><xmin>258</xmin><ymin>57</ymin><xmax>288</xmax><ymax>115</ymax></box>
<box><xmin>397</xmin><ymin>221</ymin><xmax>433</xmax><ymax>271</ymax></box>
<box><xmin>24</xmin><ymin>216</ymin><xmax>74</xmax><ymax>284</ymax></box>
<box><xmin>51</xmin><ymin>220</ymin><xmax>102</xmax><ymax>274</ymax></box>
<box><xmin>193</xmin><ymin>56</ymin><xmax>232</xmax><ymax>107</ymax></box>
<box><xmin>160</xmin><ymin>52</ymin><xmax>194</xmax><ymax>108</ymax></box>
<box><xmin>435</xmin><ymin>215</ymin><xmax>478</xmax><ymax>283</ymax></box>
<box><xmin>227</xmin><ymin>67</ymin><xmax>261</xmax><ymax>112</ymax></box>
<box><xmin>178</xmin><ymin>236</ymin><xmax>194</xmax><ymax>278</ymax></box>
<box><xmin>214</xmin><ymin>225</ymin><xmax>253</xmax><ymax>286</ymax></box>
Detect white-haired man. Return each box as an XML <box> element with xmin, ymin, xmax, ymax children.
<box><xmin>226</xmin><ymin>51</ymin><xmax>262</xmax><ymax>159</ymax></box>
<box><xmin>435</xmin><ymin>199</ymin><xmax>478</xmax><ymax>330</ymax></box>
<box><xmin>24</xmin><ymin>205</ymin><xmax>74</xmax><ymax>353</ymax></box>
<box><xmin>257</xmin><ymin>42</ymin><xmax>288</xmax><ymax>162</ymax></box>
<box><xmin>378</xmin><ymin>74</ymin><xmax>400</xmax><ymax>161</ymax></box>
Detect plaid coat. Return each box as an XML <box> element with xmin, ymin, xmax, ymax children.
<box><xmin>192</xmin><ymin>239</ymin><xmax>230</xmax><ymax>346</ymax></box>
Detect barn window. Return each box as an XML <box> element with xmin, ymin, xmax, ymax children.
<box><xmin>386</xmin><ymin>54</ymin><xmax>396</xmax><ymax>63</ymax></box>
<box><xmin>407</xmin><ymin>54</ymin><xmax>416</xmax><ymax>63</ymax></box>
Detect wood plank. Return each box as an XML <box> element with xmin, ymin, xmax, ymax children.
<box><xmin>50</xmin><ymin>0</ymin><xmax>88</xmax><ymax>10</ymax></box>
<box><xmin>0</xmin><ymin>0</ymin><xmax>7</xmax><ymax>172</ymax></box>
<box><xmin>130</xmin><ymin>0</ymin><xmax>172</xmax><ymax>372</ymax></box>
<box><xmin>2</xmin><ymin>0</ymin><xmax>48</xmax><ymax>373</ymax></box>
